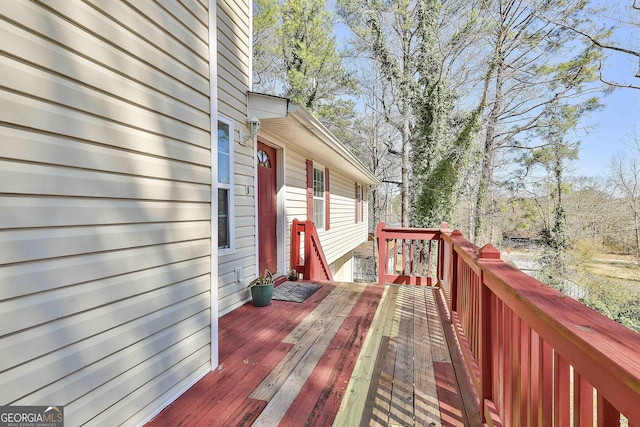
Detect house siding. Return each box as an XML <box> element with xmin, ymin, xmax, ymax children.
<box><xmin>283</xmin><ymin>148</ymin><xmax>369</xmax><ymax>277</ymax></box>
<box><xmin>1</xmin><ymin>1</ymin><xmax>215</xmax><ymax>426</ymax></box>
<box><xmin>216</xmin><ymin>0</ymin><xmax>254</xmax><ymax>315</ymax></box>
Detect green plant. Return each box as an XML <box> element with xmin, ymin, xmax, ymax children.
<box><xmin>248</xmin><ymin>269</ymin><xmax>274</xmax><ymax>288</ymax></box>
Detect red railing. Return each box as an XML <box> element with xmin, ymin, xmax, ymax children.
<box><xmin>290</xmin><ymin>219</ymin><xmax>333</xmax><ymax>281</ymax></box>
<box><xmin>377</xmin><ymin>222</ymin><xmax>640</xmax><ymax>426</ymax></box>
<box><xmin>376</xmin><ymin>222</ymin><xmax>440</xmax><ymax>285</ymax></box>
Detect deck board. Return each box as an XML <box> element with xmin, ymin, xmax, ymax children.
<box><xmin>335</xmin><ymin>285</ymin><xmax>396</xmax><ymax>426</ymax></box>
<box><xmin>251</xmin><ymin>283</ymin><xmax>364</xmax><ymax>425</ymax></box>
<box><xmin>280</xmin><ymin>284</ymin><xmax>384</xmax><ymax>426</ymax></box>
<box><xmin>388</xmin><ymin>286</ymin><xmax>415</xmax><ymax>426</ymax></box>
<box><xmin>414</xmin><ymin>288</ymin><xmax>442</xmax><ymax>425</ymax></box>
<box><xmin>146</xmin><ymin>282</ymin><xmax>474</xmax><ymax>426</ymax></box>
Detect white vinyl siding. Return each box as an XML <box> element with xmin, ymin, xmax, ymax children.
<box><xmin>216</xmin><ymin>0</ymin><xmax>255</xmax><ymax>315</ymax></box>
<box><xmin>0</xmin><ymin>1</ymin><xmax>214</xmax><ymax>426</ymax></box>
<box><xmin>281</xmin><ymin>149</ymin><xmax>369</xmax><ymax>268</ymax></box>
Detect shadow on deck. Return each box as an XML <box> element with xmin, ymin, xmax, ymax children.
<box><xmin>147</xmin><ymin>281</ymin><xmax>478</xmax><ymax>426</ymax></box>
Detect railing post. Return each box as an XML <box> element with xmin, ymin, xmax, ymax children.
<box><xmin>304</xmin><ymin>220</ymin><xmax>312</xmax><ymax>279</ymax></box>
<box><xmin>291</xmin><ymin>218</ymin><xmax>300</xmax><ymax>273</ymax></box>
<box><xmin>479</xmin><ymin>244</ymin><xmax>500</xmax><ymax>420</ymax></box>
<box><xmin>376</xmin><ymin>222</ymin><xmax>386</xmax><ymax>285</ymax></box>
<box><xmin>438</xmin><ymin>222</ymin><xmax>449</xmax><ymax>283</ymax></box>
<box><xmin>450</xmin><ymin>230</ymin><xmax>462</xmax><ymax>313</ymax></box>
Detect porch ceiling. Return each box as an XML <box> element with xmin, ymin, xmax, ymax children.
<box><xmin>248</xmin><ymin>92</ymin><xmax>380</xmax><ymax>186</ymax></box>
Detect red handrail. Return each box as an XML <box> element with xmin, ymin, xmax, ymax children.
<box><xmin>290</xmin><ymin>219</ymin><xmax>333</xmax><ymax>281</ymax></box>
<box><xmin>376</xmin><ymin>221</ymin><xmax>441</xmax><ymax>285</ymax></box>
<box><xmin>377</xmin><ymin>222</ymin><xmax>640</xmax><ymax>426</ymax></box>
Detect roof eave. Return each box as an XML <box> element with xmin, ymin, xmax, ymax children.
<box><xmin>247</xmin><ymin>92</ymin><xmax>380</xmax><ymax>186</ymax></box>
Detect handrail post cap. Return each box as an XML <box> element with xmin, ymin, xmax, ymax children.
<box><xmin>480</xmin><ymin>244</ymin><xmax>500</xmax><ymax>259</ymax></box>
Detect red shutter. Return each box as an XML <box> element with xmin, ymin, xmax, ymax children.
<box><xmin>355</xmin><ymin>182</ymin><xmax>359</xmax><ymax>223</ymax></box>
<box><xmin>306</xmin><ymin>159</ymin><xmax>313</xmax><ymax>221</ymax></box>
<box><xmin>325</xmin><ymin>168</ymin><xmax>330</xmax><ymax>230</ymax></box>
<box><xmin>362</xmin><ymin>186</ymin><xmax>366</xmax><ymax>223</ymax></box>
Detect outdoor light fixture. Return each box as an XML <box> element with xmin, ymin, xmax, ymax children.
<box><xmin>240</xmin><ymin>116</ymin><xmax>261</xmax><ymax>146</ymax></box>
<box><xmin>248</xmin><ymin>116</ymin><xmax>261</xmax><ymax>138</ymax></box>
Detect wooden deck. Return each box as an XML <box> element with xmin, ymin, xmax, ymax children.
<box><xmin>146</xmin><ymin>281</ymin><xmax>474</xmax><ymax>426</ymax></box>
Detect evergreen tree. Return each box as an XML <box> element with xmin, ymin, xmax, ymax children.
<box><xmin>253</xmin><ymin>0</ymin><xmax>357</xmax><ymax>130</ymax></box>
<box><xmin>522</xmin><ymin>101</ymin><xmax>599</xmax><ymax>290</ymax></box>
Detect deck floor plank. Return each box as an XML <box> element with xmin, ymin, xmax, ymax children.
<box><xmin>251</xmin><ymin>284</ymin><xmax>364</xmax><ymax>425</ymax></box>
<box><xmin>282</xmin><ymin>283</ymin><xmax>351</xmax><ymax>344</ymax></box>
<box><xmin>427</xmin><ymin>287</ymin><xmax>466</xmax><ymax>426</ymax></box>
<box><xmin>146</xmin><ymin>283</ymin><xmax>472</xmax><ymax>427</ymax></box>
<box><xmin>218</xmin><ymin>284</ymin><xmax>331</xmax><ymax>361</ymax></box>
<box><xmin>249</xmin><ymin>283</ymin><xmax>361</xmax><ymax>403</ymax></box>
<box><xmin>388</xmin><ymin>286</ymin><xmax>415</xmax><ymax>426</ymax></box>
<box><xmin>316</xmin><ymin>285</ymin><xmax>386</xmax><ymax>417</ymax></box>
<box><xmin>280</xmin><ymin>284</ymin><xmax>384</xmax><ymax>426</ymax></box>
<box><xmin>333</xmin><ymin>285</ymin><xmax>397</xmax><ymax>426</ymax></box>
<box><xmin>415</xmin><ymin>288</ymin><xmax>443</xmax><ymax>426</ymax></box>
<box><xmin>196</xmin><ymin>342</ymin><xmax>293</xmax><ymax>426</ymax></box>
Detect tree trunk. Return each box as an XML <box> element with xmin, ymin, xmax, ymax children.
<box><xmin>472</xmin><ymin>13</ymin><xmax>506</xmax><ymax>243</ymax></box>
<box><xmin>633</xmin><ymin>205</ymin><xmax>640</xmax><ymax>262</ymax></box>
<box><xmin>474</xmin><ymin>60</ymin><xmax>504</xmax><ymax>243</ymax></box>
<box><xmin>401</xmin><ymin>116</ymin><xmax>411</xmax><ymax>227</ymax></box>
<box><xmin>371</xmin><ymin>134</ymin><xmax>381</xmax><ymax>277</ymax></box>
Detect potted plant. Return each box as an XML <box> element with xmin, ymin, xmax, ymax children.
<box><xmin>247</xmin><ymin>269</ymin><xmax>274</xmax><ymax>307</ymax></box>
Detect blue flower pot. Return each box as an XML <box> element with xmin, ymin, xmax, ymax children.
<box><xmin>251</xmin><ymin>283</ymin><xmax>274</xmax><ymax>307</ymax></box>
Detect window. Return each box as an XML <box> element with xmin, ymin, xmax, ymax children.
<box><xmin>218</xmin><ymin>115</ymin><xmax>234</xmax><ymax>252</ymax></box>
<box><xmin>257</xmin><ymin>149</ymin><xmax>271</xmax><ymax>168</ymax></box>
<box><xmin>306</xmin><ymin>160</ymin><xmax>330</xmax><ymax>230</ymax></box>
<box><xmin>313</xmin><ymin>166</ymin><xmax>325</xmax><ymax>230</ymax></box>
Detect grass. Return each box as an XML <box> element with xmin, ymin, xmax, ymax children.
<box><xmin>503</xmin><ymin>247</ymin><xmax>640</xmax><ymax>333</ymax></box>
<box><xmin>572</xmin><ymin>252</ymin><xmax>640</xmax><ymax>333</ymax></box>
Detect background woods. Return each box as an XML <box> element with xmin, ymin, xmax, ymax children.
<box><xmin>253</xmin><ymin>0</ymin><xmax>640</xmax><ymax>329</ymax></box>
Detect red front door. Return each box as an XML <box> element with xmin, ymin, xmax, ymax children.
<box><xmin>257</xmin><ymin>141</ymin><xmax>277</xmax><ymax>274</ymax></box>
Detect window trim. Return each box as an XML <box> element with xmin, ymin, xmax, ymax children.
<box><xmin>313</xmin><ymin>163</ymin><xmax>326</xmax><ymax>231</ymax></box>
<box><xmin>218</xmin><ymin>114</ymin><xmax>235</xmax><ymax>254</ymax></box>
<box><xmin>361</xmin><ymin>185</ymin><xmax>365</xmax><ymax>223</ymax></box>
<box><xmin>355</xmin><ymin>183</ymin><xmax>364</xmax><ymax>223</ymax></box>
<box><xmin>324</xmin><ymin>167</ymin><xmax>330</xmax><ymax>230</ymax></box>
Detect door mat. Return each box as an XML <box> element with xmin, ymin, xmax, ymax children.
<box><xmin>271</xmin><ymin>281</ymin><xmax>322</xmax><ymax>303</ymax></box>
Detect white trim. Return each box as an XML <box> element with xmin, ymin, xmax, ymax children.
<box><xmin>253</xmin><ymin>136</ymin><xmax>259</xmax><ymax>278</ymax></box>
<box><xmin>248</xmin><ymin>92</ymin><xmax>380</xmax><ymax>186</ymax></box>
<box><xmin>249</xmin><ymin>0</ymin><xmax>257</xmax><ymax>279</ymax></box>
<box><xmin>217</xmin><ymin>114</ymin><xmax>236</xmax><ymax>255</ymax></box>
<box><xmin>208</xmin><ymin>0</ymin><xmax>218</xmax><ymax>369</ymax></box>
<box><xmin>248</xmin><ymin>0</ymin><xmax>253</xmax><ymax>90</ymax></box>
<box><xmin>254</xmin><ymin>138</ymin><xmax>286</xmax><ymax>276</ymax></box>
<box><xmin>138</xmin><ymin>366</ymin><xmax>211</xmax><ymax>426</ymax></box>
<box><xmin>312</xmin><ymin>162</ymin><xmax>326</xmax><ymax>231</ymax></box>
<box><xmin>277</xmin><ymin>146</ymin><xmax>286</xmax><ymax>274</ymax></box>
<box><xmin>356</xmin><ymin>183</ymin><xmax>363</xmax><ymax>223</ymax></box>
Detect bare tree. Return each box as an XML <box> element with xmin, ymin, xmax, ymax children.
<box><xmin>609</xmin><ymin>133</ymin><xmax>640</xmax><ymax>261</ymax></box>
<box><xmin>337</xmin><ymin>0</ymin><xmax>487</xmax><ymax>227</ymax></box>
<box><xmin>471</xmin><ymin>0</ymin><xmax>605</xmax><ymax>244</ymax></box>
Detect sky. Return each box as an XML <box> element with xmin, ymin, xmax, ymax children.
<box><xmin>329</xmin><ymin>1</ymin><xmax>639</xmax><ymax>179</ymax></box>
<box><xmin>575</xmin><ymin>49</ymin><xmax>640</xmax><ymax>177</ymax></box>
